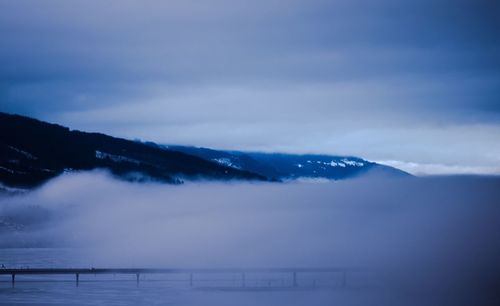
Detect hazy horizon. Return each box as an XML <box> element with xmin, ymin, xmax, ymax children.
<box><xmin>4</xmin><ymin>110</ymin><xmax>500</xmax><ymax>177</ymax></box>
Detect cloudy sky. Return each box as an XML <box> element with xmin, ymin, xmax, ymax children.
<box><xmin>1</xmin><ymin>0</ymin><xmax>499</xmax><ymax>175</ymax></box>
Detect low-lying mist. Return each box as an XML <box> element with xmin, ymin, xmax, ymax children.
<box><xmin>1</xmin><ymin>171</ymin><xmax>500</xmax><ymax>305</ymax></box>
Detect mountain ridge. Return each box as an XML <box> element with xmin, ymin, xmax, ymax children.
<box><xmin>165</xmin><ymin>145</ymin><xmax>410</xmax><ymax>181</ymax></box>
<box><xmin>1</xmin><ymin>112</ymin><xmax>409</xmax><ymax>189</ymax></box>
<box><xmin>0</xmin><ymin>112</ymin><xmax>267</xmax><ymax>188</ymax></box>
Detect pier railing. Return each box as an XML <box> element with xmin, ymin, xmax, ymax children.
<box><xmin>0</xmin><ymin>267</ymin><xmax>359</xmax><ymax>288</ymax></box>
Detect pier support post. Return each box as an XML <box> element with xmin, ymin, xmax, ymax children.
<box><xmin>341</xmin><ymin>271</ymin><xmax>347</xmax><ymax>288</ymax></box>
<box><xmin>241</xmin><ymin>272</ymin><xmax>246</xmax><ymax>288</ymax></box>
<box><xmin>11</xmin><ymin>273</ymin><xmax>15</xmax><ymax>288</ymax></box>
<box><xmin>76</xmin><ymin>273</ymin><xmax>79</xmax><ymax>287</ymax></box>
<box><xmin>189</xmin><ymin>273</ymin><xmax>193</xmax><ymax>287</ymax></box>
<box><xmin>136</xmin><ymin>273</ymin><xmax>140</xmax><ymax>287</ymax></box>
<box><xmin>293</xmin><ymin>272</ymin><xmax>297</xmax><ymax>287</ymax></box>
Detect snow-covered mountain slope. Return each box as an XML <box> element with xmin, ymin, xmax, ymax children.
<box><xmin>167</xmin><ymin>146</ymin><xmax>411</xmax><ymax>181</ymax></box>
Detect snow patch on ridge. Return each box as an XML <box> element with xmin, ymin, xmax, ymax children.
<box><xmin>95</xmin><ymin>150</ymin><xmax>141</xmax><ymax>165</ymax></box>
<box><xmin>7</xmin><ymin>146</ymin><xmax>38</xmax><ymax>160</ymax></box>
<box><xmin>211</xmin><ymin>158</ymin><xmax>241</xmax><ymax>169</ymax></box>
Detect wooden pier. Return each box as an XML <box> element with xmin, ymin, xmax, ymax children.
<box><xmin>0</xmin><ymin>267</ymin><xmax>355</xmax><ymax>288</ymax></box>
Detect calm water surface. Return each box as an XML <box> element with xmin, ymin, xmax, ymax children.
<box><xmin>0</xmin><ymin>248</ymin><xmax>371</xmax><ymax>306</ymax></box>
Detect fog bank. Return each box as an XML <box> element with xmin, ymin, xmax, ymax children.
<box><xmin>1</xmin><ymin>171</ymin><xmax>500</xmax><ymax>305</ymax></box>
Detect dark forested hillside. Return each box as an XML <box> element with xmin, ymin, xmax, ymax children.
<box><xmin>0</xmin><ymin>112</ymin><xmax>266</xmax><ymax>188</ymax></box>
<box><xmin>0</xmin><ymin>112</ymin><xmax>409</xmax><ymax>189</ymax></box>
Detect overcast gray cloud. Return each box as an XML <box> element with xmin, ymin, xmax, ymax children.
<box><xmin>0</xmin><ymin>0</ymin><xmax>499</xmax><ymax>174</ymax></box>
